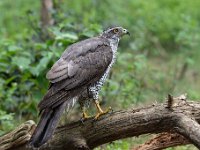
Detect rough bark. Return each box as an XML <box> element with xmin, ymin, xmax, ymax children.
<box><xmin>132</xmin><ymin>132</ymin><xmax>189</xmax><ymax>150</ymax></box>
<box><xmin>1</xmin><ymin>94</ymin><xmax>200</xmax><ymax>150</ymax></box>
<box><xmin>0</xmin><ymin>121</ymin><xmax>36</xmax><ymax>150</ymax></box>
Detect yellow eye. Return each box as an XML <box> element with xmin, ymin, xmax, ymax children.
<box><xmin>113</xmin><ymin>29</ymin><xmax>119</xmax><ymax>33</ymax></box>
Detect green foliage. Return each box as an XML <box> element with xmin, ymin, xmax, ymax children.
<box><xmin>0</xmin><ymin>110</ymin><xmax>14</xmax><ymax>135</ymax></box>
<box><xmin>166</xmin><ymin>145</ymin><xmax>198</xmax><ymax>150</ymax></box>
<box><xmin>0</xmin><ymin>0</ymin><xmax>104</xmax><ymax>135</ymax></box>
<box><xmin>0</xmin><ymin>0</ymin><xmax>200</xmax><ymax>149</ymax></box>
<box><xmin>95</xmin><ymin>140</ymin><xmax>130</xmax><ymax>150</ymax></box>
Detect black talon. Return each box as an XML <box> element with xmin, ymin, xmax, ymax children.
<box><xmin>80</xmin><ymin>118</ymin><xmax>85</xmax><ymax>125</ymax></box>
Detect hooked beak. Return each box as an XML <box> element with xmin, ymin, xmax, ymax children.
<box><xmin>127</xmin><ymin>31</ymin><xmax>130</xmax><ymax>36</ymax></box>
<box><xmin>122</xmin><ymin>28</ymin><xmax>130</xmax><ymax>36</ymax></box>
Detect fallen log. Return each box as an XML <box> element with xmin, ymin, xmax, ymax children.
<box><xmin>1</xmin><ymin>94</ymin><xmax>200</xmax><ymax>150</ymax></box>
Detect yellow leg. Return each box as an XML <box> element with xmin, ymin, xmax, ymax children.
<box><xmin>81</xmin><ymin>107</ymin><xmax>91</xmax><ymax>120</ymax></box>
<box><xmin>82</xmin><ymin>111</ymin><xmax>90</xmax><ymax>119</ymax></box>
<box><xmin>94</xmin><ymin>100</ymin><xmax>112</xmax><ymax>120</ymax></box>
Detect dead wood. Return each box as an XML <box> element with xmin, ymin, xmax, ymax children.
<box><xmin>132</xmin><ymin>132</ymin><xmax>189</xmax><ymax>150</ymax></box>
<box><xmin>1</xmin><ymin>94</ymin><xmax>200</xmax><ymax>150</ymax></box>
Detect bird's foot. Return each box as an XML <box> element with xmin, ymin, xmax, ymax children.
<box><xmin>94</xmin><ymin>106</ymin><xmax>112</xmax><ymax>120</ymax></box>
<box><xmin>80</xmin><ymin>111</ymin><xmax>91</xmax><ymax>124</ymax></box>
<box><xmin>82</xmin><ymin>111</ymin><xmax>91</xmax><ymax>120</ymax></box>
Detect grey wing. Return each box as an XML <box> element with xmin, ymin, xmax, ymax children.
<box><xmin>46</xmin><ymin>37</ymin><xmax>109</xmax><ymax>84</ymax></box>
<box><xmin>48</xmin><ymin>44</ymin><xmax>112</xmax><ymax>91</ymax></box>
<box><xmin>38</xmin><ymin>38</ymin><xmax>112</xmax><ymax>110</ymax></box>
<box><xmin>45</xmin><ymin>58</ymin><xmax>77</xmax><ymax>83</ymax></box>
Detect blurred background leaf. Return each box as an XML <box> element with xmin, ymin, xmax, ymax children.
<box><xmin>0</xmin><ymin>0</ymin><xmax>200</xmax><ymax>149</ymax></box>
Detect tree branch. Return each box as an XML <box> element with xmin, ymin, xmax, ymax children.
<box><xmin>0</xmin><ymin>121</ymin><xmax>35</xmax><ymax>150</ymax></box>
<box><xmin>41</xmin><ymin>0</ymin><xmax>54</xmax><ymax>28</ymax></box>
<box><xmin>175</xmin><ymin>114</ymin><xmax>200</xmax><ymax>148</ymax></box>
<box><xmin>1</xmin><ymin>94</ymin><xmax>200</xmax><ymax>150</ymax></box>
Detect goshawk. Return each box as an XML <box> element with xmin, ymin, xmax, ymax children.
<box><xmin>30</xmin><ymin>26</ymin><xmax>129</xmax><ymax>147</ymax></box>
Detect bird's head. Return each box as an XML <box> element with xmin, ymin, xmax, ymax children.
<box><xmin>101</xmin><ymin>26</ymin><xmax>130</xmax><ymax>40</ymax></box>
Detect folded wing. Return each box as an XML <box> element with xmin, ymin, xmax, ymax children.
<box><xmin>38</xmin><ymin>37</ymin><xmax>113</xmax><ymax>111</ymax></box>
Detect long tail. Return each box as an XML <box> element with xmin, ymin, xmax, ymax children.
<box><xmin>29</xmin><ymin>98</ymin><xmax>77</xmax><ymax>148</ymax></box>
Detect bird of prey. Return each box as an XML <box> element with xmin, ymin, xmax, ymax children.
<box><xmin>30</xmin><ymin>26</ymin><xmax>129</xmax><ymax>147</ymax></box>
